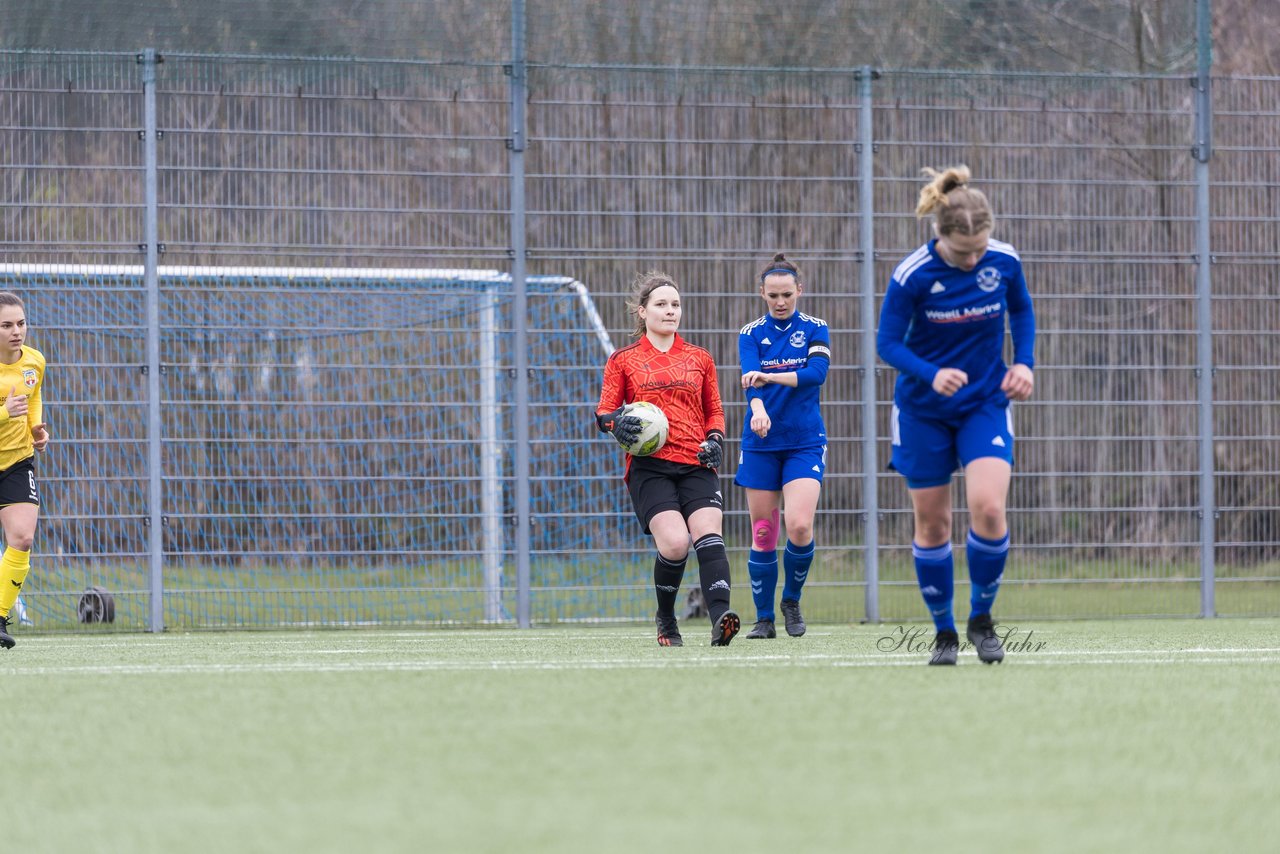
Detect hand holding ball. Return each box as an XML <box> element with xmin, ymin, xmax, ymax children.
<box><xmin>613</xmin><ymin>401</ymin><xmax>669</xmax><ymax>456</ymax></box>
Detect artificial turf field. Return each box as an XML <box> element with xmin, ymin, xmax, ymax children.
<box><xmin>6</xmin><ymin>619</ymin><xmax>1279</xmax><ymax>854</ymax></box>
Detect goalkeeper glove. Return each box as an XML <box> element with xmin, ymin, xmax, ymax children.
<box><xmin>697</xmin><ymin>431</ymin><xmax>724</xmax><ymax>470</ymax></box>
<box><xmin>596</xmin><ymin>405</ymin><xmax>644</xmax><ymax>447</ymax></box>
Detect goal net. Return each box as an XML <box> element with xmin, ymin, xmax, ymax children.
<box><xmin>5</xmin><ymin>264</ymin><xmax>634</xmax><ymax>628</ymax></box>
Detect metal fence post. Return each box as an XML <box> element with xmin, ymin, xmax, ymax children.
<box><xmin>480</xmin><ymin>285</ymin><xmax>504</xmax><ymax>623</ymax></box>
<box><xmin>139</xmin><ymin>48</ymin><xmax>165</xmax><ymax>632</ymax></box>
<box><xmin>859</xmin><ymin>66</ymin><xmax>880</xmax><ymax>623</ymax></box>
<box><xmin>1193</xmin><ymin>0</ymin><xmax>1216</xmax><ymax>618</ymax></box>
<box><xmin>509</xmin><ymin>0</ymin><xmax>532</xmax><ymax>628</ymax></box>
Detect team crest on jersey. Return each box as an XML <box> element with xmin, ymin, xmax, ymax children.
<box><xmin>976</xmin><ymin>266</ymin><xmax>1001</xmax><ymax>292</ymax></box>
<box><xmin>22</xmin><ymin>369</ymin><xmax>37</xmax><ymax>389</ymax></box>
<box><xmin>789</xmin><ymin>330</ymin><xmax>807</xmax><ymax>349</ymax></box>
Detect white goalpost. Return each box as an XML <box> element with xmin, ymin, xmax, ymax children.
<box><xmin>1</xmin><ymin>263</ymin><xmax>616</xmax><ymax>628</ymax></box>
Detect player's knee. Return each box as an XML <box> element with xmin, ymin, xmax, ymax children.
<box><xmin>967</xmin><ymin>499</ymin><xmax>1006</xmax><ymax>535</ymax></box>
<box><xmin>655</xmin><ymin>540</ymin><xmax>689</xmax><ymax>564</ymax></box>
<box><xmin>5</xmin><ymin>533</ymin><xmax>33</xmax><ymax>552</ymax></box>
<box><xmin>786</xmin><ymin>518</ymin><xmax>814</xmax><ymax>546</ymax></box>
<box><xmin>752</xmin><ymin>509</ymin><xmax>780</xmax><ymax>552</ymax></box>
<box><xmin>970</xmin><ymin>514</ymin><xmax>1006</xmax><ymax>540</ymax></box>
<box><xmin>914</xmin><ymin>515</ymin><xmax>951</xmax><ymax>547</ymax></box>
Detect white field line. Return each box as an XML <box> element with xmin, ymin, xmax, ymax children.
<box><xmin>4</xmin><ymin>647</ymin><xmax>1280</xmax><ymax>677</ymax></box>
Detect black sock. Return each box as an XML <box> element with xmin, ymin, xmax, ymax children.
<box><xmin>654</xmin><ymin>552</ymin><xmax>686</xmax><ymax>616</ymax></box>
<box><xmin>693</xmin><ymin>534</ymin><xmax>732</xmax><ymax>624</ymax></box>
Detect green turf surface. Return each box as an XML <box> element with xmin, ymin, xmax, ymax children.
<box><xmin>7</xmin><ymin>620</ymin><xmax>1279</xmax><ymax>853</ymax></box>
<box><xmin>26</xmin><ymin>556</ymin><xmax>1280</xmax><ymax>629</ymax></box>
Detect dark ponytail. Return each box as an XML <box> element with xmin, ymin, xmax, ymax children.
<box><xmin>758</xmin><ymin>253</ymin><xmax>800</xmax><ymax>284</ymax></box>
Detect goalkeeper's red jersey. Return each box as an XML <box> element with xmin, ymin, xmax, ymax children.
<box><xmin>596</xmin><ymin>333</ymin><xmax>725</xmax><ymax>468</ymax></box>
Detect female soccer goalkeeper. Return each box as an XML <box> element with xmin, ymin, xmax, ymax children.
<box><xmin>0</xmin><ymin>292</ymin><xmax>50</xmax><ymax>650</ymax></box>
<box><xmin>595</xmin><ymin>271</ymin><xmax>740</xmax><ymax>647</ymax></box>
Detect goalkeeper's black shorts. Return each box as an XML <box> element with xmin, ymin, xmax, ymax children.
<box><xmin>626</xmin><ymin>456</ymin><xmax>721</xmax><ymax>534</ymax></box>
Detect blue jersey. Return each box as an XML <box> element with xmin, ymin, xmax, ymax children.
<box><xmin>738</xmin><ymin>311</ymin><xmax>830</xmax><ymax>451</ymax></box>
<box><xmin>877</xmin><ymin>238</ymin><xmax>1035</xmax><ymax>418</ymax></box>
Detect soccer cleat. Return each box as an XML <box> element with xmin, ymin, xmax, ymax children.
<box><xmin>779</xmin><ymin>598</ymin><xmax>806</xmax><ymax>637</ymax></box>
<box><xmin>966</xmin><ymin>613</ymin><xmax>1005</xmax><ymax>664</ymax></box>
<box><xmin>0</xmin><ymin>615</ymin><xmax>14</xmax><ymax>650</ymax></box>
<box><xmin>711</xmin><ymin>610</ymin><xmax>741</xmax><ymax>646</ymax></box>
<box><xmin>745</xmin><ymin>618</ymin><xmax>776</xmax><ymax>639</ymax></box>
<box><xmin>928</xmin><ymin>629</ymin><xmax>959</xmax><ymax>666</ymax></box>
<box><xmin>656</xmin><ymin>611</ymin><xmax>683</xmax><ymax>647</ymax></box>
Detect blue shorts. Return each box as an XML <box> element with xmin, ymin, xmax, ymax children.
<box><xmin>890</xmin><ymin>401</ymin><xmax>1014</xmax><ymax>489</ymax></box>
<box><xmin>734</xmin><ymin>445</ymin><xmax>826</xmax><ymax>491</ymax></box>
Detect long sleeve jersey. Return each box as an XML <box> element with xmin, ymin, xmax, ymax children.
<box><xmin>738</xmin><ymin>311</ymin><xmax>830</xmax><ymax>451</ymax></box>
<box><xmin>596</xmin><ymin>333</ymin><xmax>725</xmax><ymax>467</ymax></box>
<box><xmin>877</xmin><ymin>238</ymin><xmax>1036</xmax><ymax>418</ymax></box>
<box><xmin>0</xmin><ymin>345</ymin><xmax>45</xmax><ymax>472</ymax></box>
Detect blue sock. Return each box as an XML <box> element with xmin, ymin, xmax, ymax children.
<box><xmin>967</xmin><ymin>529</ymin><xmax>1009</xmax><ymax>617</ymax></box>
<box><xmin>913</xmin><ymin>541</ymin><xmax>955</xmax><ymax>633</ymax></box>
<box><xmin>782</xmin><ymin>539</ymin><xmax>814</xmax><ymax>602</ymax></box>
<box><xmin>747</xmin><ymin>548</ymin><xmax>778</xmax><ymax>622</ymax></box>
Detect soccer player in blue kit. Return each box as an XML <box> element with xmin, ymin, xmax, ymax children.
<box><xmin>736</xmin><ymin>254</ymin><xmax>831</xmax><ymax>639</ymax></box>
<box><xmin>877</xmin><ymin>166</ymin><xmax>1035</xmax><ymax>665</ymax></box>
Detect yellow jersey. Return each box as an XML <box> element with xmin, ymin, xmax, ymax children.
<box><xmin>0</xmin><ymin>345</ymin><xmax>46</xmax><ymax>473</ymax></box>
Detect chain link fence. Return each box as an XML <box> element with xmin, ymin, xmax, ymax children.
<box><xmin>0</xmin><ymin>45</ymin><xmax>1275</xmax><ymax>630</ymax></box>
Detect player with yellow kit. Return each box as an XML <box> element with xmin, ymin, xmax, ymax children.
<box><xmin>0</xmin><ymin>292</ymin><xmax>49</xmax><ymax>649</ymax></box>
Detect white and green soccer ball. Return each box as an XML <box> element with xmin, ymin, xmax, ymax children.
<box><xmin>620</xmin><ymin>400</ymin><xmax>669</xmax><ymax>457</ymax></box>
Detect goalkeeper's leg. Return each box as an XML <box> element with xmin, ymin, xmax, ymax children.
<box><xmin>687</xmin><ymin>502</ymin><xmax>738</xmax><ymax>647</ymax></box>
<box><xmin>648</xmin><ymin>511</ymin><xmax>693</xmax><ymax>647</ymax></box>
